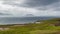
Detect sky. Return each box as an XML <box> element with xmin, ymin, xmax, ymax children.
<box><xmin>0</xmin><ymin>0</ymin><xmax>60</xmax><ymax>17</ymax></box>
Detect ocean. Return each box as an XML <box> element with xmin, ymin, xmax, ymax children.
<box><xmin>0</xmin><ymin>17</ymin><xmax>59</xmax><ymax>24</ymax></box>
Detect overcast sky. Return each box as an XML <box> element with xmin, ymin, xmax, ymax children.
<box><xmin>0</xmin><ymin>0</ymin><xmax>60</xmax><ymax>17</ymax></box>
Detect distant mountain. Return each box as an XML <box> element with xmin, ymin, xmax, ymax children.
<box><xmin>25</xmin><ymin>14</ymin><xmax>35</xmax><ymax>17</ymax></box>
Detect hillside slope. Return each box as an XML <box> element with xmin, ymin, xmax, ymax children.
<box><xmin>0</xmin><ymin>18</ymin><xmax>60</xmax><ymax>34</ymax></box>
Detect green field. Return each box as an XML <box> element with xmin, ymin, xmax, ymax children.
<box><xmin>0</xmin><ymin>18</ymin><xmax>60</xmax><ymax>34</ymax></box>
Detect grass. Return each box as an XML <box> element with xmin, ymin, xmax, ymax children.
<box><xmin>0</xmin><ymin>18</ymin><xmax>60</xmax><ymax>34</ymax></box>
<box><xmin>30</xmin><ymin>30</ymin><xmax>58</xmax><ymax>34</ymax></box>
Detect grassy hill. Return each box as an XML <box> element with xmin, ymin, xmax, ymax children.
<box><xmin>0</xmin><ymin>18</ymin><xmax>60</xmax><ymax>34</ymax></box>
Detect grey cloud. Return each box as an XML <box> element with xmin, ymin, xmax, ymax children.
<box><xmin>3</xmin><ymin>1</ymin><xmax>19</xmax><ymax>6</ymax></box>
<box><xmin>0</xmin><ymin>0</ymin><xmax>60</xmax><ymax>17</ymax></box>
<box><xmin>3</xmin><ymin>1</ymin><xmax>60</xmax><ymax>10</ymax></box>
<box><xmin>3</xmin><ymin>0</ymin><xmax>24</xmax><ymax>7</ymax></box>
<box><xmin>0</xmin><ymin>10</ymin><xmax>12</xmax><ymax>16</ymax></box>
<box><xmin>3</xmin><ymin>0</ymin><xmax>59</xmax><ymax>8</ymax></box>
<box><xmin>48</xmin><ymin>2</ymin><xmax>60</xmax><ymax>11</ymax></box>
<box><xmin>54</xmin><ymin>8</ymin><xmax>60</xmax><ymax>11</ymax></box>
<box><xmin>36</xmin><ymin>1</ymin><xmax>60</xmax><ymax>11</ymax></box>
<box><xmin>21</xmin><ymin>0</ymin><xmax>59</xmax><ymax>7</ymax></box>
<box><xmin>0</xmin><ymin>13</ymin><xmax>11</xmax><ymax>15</ymax></box>
<box><xmin>0</xmin><ymin>0</ymin><xmax>16</xmax><ymax>1</ymax></box>
<box><xmin>37</xmin><ymin>7</ymin><xmax>48</xmax><ymax>11</ymax></box>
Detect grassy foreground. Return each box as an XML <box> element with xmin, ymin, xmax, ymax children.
<box><xmin>0</xmin><ymin>18</ymin><xmax>60</xmax><ymax>34</ymax></box>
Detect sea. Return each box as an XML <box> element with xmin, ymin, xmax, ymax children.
<box><xmin>0</xmin><ymin>17</ymin><xmax>59</xmax><ymax>24</ymax></box>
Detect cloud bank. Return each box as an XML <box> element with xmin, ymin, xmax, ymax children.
<box><xmin>0</xmin><ymin>0</ymin><xmax>60</xmax><ymax>17</ymax></box>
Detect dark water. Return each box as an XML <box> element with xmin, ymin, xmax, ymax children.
<box><xmin>0</xmin><ymin>17</ymin><xmax>59</xmax><ymax>24</ymax></box>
